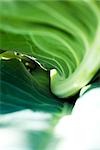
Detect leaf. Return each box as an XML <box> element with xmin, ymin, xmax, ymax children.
<box><xmin>0</xmin><ymin>85</ymin><xmax>100</xmax><ymax>150</ymax></box>
<box><xmin>0</xmin><ymin>1</ymin><xmax>100</xmax><ymax>98</ymax></box>
<box><xmin>0</xmin><ymin>58</ymin><xmax>73</xmax><ymax>150</ymax></box>
<box><xmin>0</xmin><ymin>57</ymin><xmax>72</xmax><ymax>149</ymax></box>
<box><xmin>0</xmin><ymin>58</ymin><xmax>63</xmax><ymax>114</ymax></box>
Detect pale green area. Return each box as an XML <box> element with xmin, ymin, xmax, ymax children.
<box><xmin>0</xmin><ymin>1</ymin><xmax>100</xmax><ymax>97</ymax></box>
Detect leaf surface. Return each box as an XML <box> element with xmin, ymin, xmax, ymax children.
<box><xmin>0</xmin><ymin>59</ymin><xmax>63</xmax><ymax>114</ymax></box>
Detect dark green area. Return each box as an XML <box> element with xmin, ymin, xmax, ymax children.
<box><xmin>0</xmin><ymin>58</ymin><xmax>63</xmax><ymax>114</ymax></box>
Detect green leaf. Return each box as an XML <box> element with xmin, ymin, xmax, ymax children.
<box><xmin>0</xmin><ymin>1</ymin><xmax>100</xmax><ymax>98</ymax></box>
<box><xmin>0</xmin><ymin>58</ymin><xmax>63</xmax><ymax>114</ymax></box>
<box><xmin>0</xmin><ymin>58</ymin><xmax>73</xmax><ymax>149</ymax></box>
<box><xmin>0</xmin><ymin>85</ymin><xmax>99</xmax><ymax>150</ymax></box>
